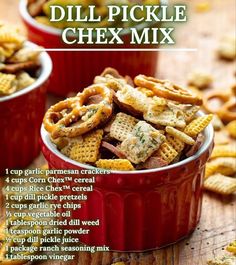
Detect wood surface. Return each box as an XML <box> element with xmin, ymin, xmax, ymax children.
<box><xmin>0</xmin><ymin>1</ymin><xmax>235</xmax><ymax>265</ymax></box>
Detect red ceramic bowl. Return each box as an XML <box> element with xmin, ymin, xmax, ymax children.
<box><xmin>19</xmin><ymin>0</ymin><xmax>167</xmax><ymax>97</ymax></box>
<box><xmin>0</xmin><ymin>42</ymin><xmax>52</xmax><ymax>175</ymax></box>
<box><xmin>40</xmin><ymin>115</ymin><xmax>214</xmax><ymax>252</ymax></box>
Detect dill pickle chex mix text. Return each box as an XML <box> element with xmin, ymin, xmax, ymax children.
<box><xmin>48</xmin><ymin>4</ymin><xmax>187</xmax><ymax>45</ymax></box>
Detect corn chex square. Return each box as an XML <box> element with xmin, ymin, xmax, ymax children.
<box><xmin>155</xmin><ymin>141</ymin><xmax>178</xmax><ymax>164</ymax></box>
<box><xmin>96</xmin><ymin>159</ymin><xmax>134</xmax><ymax>171</ymax></box>
<box><xmin>166</xmin><ymin>134</ymin><xmax>185</xmax><ymax>153</ymax></box>
<box><xmin>110</xmin><ymin>112</ymin><xmax>138</xmax><ymax>141</ymax></box>
<box><xmin>16</xmin><ymin>71</ymin><xmax>35</xmax><ymax>90</ymax></box>
<box><xmin>184</xmin><ymin>114</ymin><xmax>213</xmax><ymax>137</ymax></box>
<box><xmin>68</xmin><ymin>130</ymin><xmax>103</xmax><ymax>163</ymax></box>
<box><xmin>0</xmin><ymin>72</ymin><xmax>16</xmax><ymax>95</ymax></box>
<box><xmin>60</xmin><ymin>137</ymin><xmax>83</xmax><ymax>156</ymax></box>
<box><xmin>0</xmin><ymin>25</ymin><xmax>25</xmax><ymax>45</ymax></box>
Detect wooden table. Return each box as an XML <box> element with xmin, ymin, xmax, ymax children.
<box><xmin>0</xmin><ymin>1</ymin><xmax>235</xmax><ymax>264</ymax></box>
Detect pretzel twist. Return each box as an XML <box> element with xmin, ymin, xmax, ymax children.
<box><xmin>218</xmin><ymin>97</ymin><xmax>236</xmax><ymax>122</ymax></box>
<box><xmin>43</xmin><ymin>97</ymin><xmax>82</xmax><ymax>134</ymax></box>
<box><xmin>203</xmin><ymin>90</ymin><xmax>230</xmax><ymax>114</ymax></box>
<box><xmin>43</xmin><ymin>84</ymin><xmax>113</xmax><ymax>139</ymax></box>
<box><xmin>134</xmin><ymin>75</ymin><xmax>203</xmax><ymax>105</ymax></box>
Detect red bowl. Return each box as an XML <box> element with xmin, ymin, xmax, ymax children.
<box><xmin>19</xmin><ymin>0</ymin><xmax>166</xmax><ymax>97</ymax></box>
<box><xmin>0</xmin><ymin>42</ymin><xmax>52</xmax><ymax>175</ymax></box>
<box><xmin>40</xmin><ymin>116</ymin><xmax>214</xmax><ymax>251</ymax></box>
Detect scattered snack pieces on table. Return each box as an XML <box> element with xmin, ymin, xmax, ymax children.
<box><xmin>204</xmin><ymin>173</ymin><xmax>236</xmax><ymax>195</ymax></box>
<box><xmin>203</xmin><ymin>93</ymin><xmax>236</xmax><ymax>195</ymax></box>
<box><xmin>205</xmin><ymin>157</ymin><xmax>236</xmax><ymax>178</ymax></box>
<box><xmin>217</xmin><ymin>35</ymin><xmax>236</xmax><ymax>61</ymax></box>
<box><xmin>207</xmin><ymin>240</ymin><xmax>236</xmax><ymax>265</ymax></box>
<box><xmin>0</xmin><ymin>23</ymin><xmax>41</xmax><ymax>97</ymax></box>
<box><xmin>226</xmin><ymin>120</ymin><xmax>236</xmax><ymax>139</ymax></box>
<box><xmin>195</xmin><ymin>2</ymin><xmax>211</xmax><ymax>13</ymax></box>
<box><xmin>203</xmin><ymin>90</ymin><xmax>231</xmax><ymax>117</ymax></box>
<box><xmin>231</xmin><ymin>84</ymin><xmax>236</xmax><ymax>96</ymax></box>
<box><xmin>187</xmin><ymin>70</ymin><xmax>213</xmax><ymax>89</ymax></box>
<box><xmin>43</xmin><ymin>67</ymin><xmax>213</xmax><ymax>171</ymax></box>
<box><xmin>218</xmin><ymin>97</ymin><xmax>236</xmax><ymax>122</ymax></box>
<box><xmin>212</xmin><ymin>115</ymin><xmax>224</xmax><ymax>131</ymax></box>
<box><xmin>204</xmin><ymin>121</ymin><xmax>236</xmax><ymax>195</ymax></box>
<box><xmin>211</xmin><ymin>145</ymin><xmax>236</xmax><ymax>159</ymax></box>
<box><xmin>204</xmin><ymin>84</ymin><xmax>236</xmax><ymax>124</ymax></box>
<box><xmin>214</xmin><ymin>130</ymin><xmax>231</xmax><ymax>146</ymax></box>
<box><xmin>207</xmin><ymin>255</ymin><xmax>236</xmax><ymax>265</ymax></box>
<box><xmin>226</xmin><ymin>241</ymin><xmax>236</xmax><ymax>255</ymax></box>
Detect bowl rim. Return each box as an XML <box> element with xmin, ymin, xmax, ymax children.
<box><xmin>19</xmin><ymin>0</ymin><xmax>168</xmax><ymax>37</ymax></box>
<box><xmin>0</xmin><ymin>41</ymin><xmax>52</xmax><ymax>103</ymax></box>
<box><xmin>40</xmin><ymin>111</ymin><xmax>214</xmax><ymax>175</ymax></box>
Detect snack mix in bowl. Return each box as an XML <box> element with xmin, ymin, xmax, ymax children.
<box><xmin>0</xmin><ymin>23</ymin><xmax>41</xmax><ymax>97</ymax></box>
<box><xmin>0</xmin><ymin>22</ymin><xmax>52</xmax><ymax>174</ymax></box>
<box><xmin>43</xmin><ymin>68</ymin><xmax>213</xmax><ymax>171</ymax></box>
